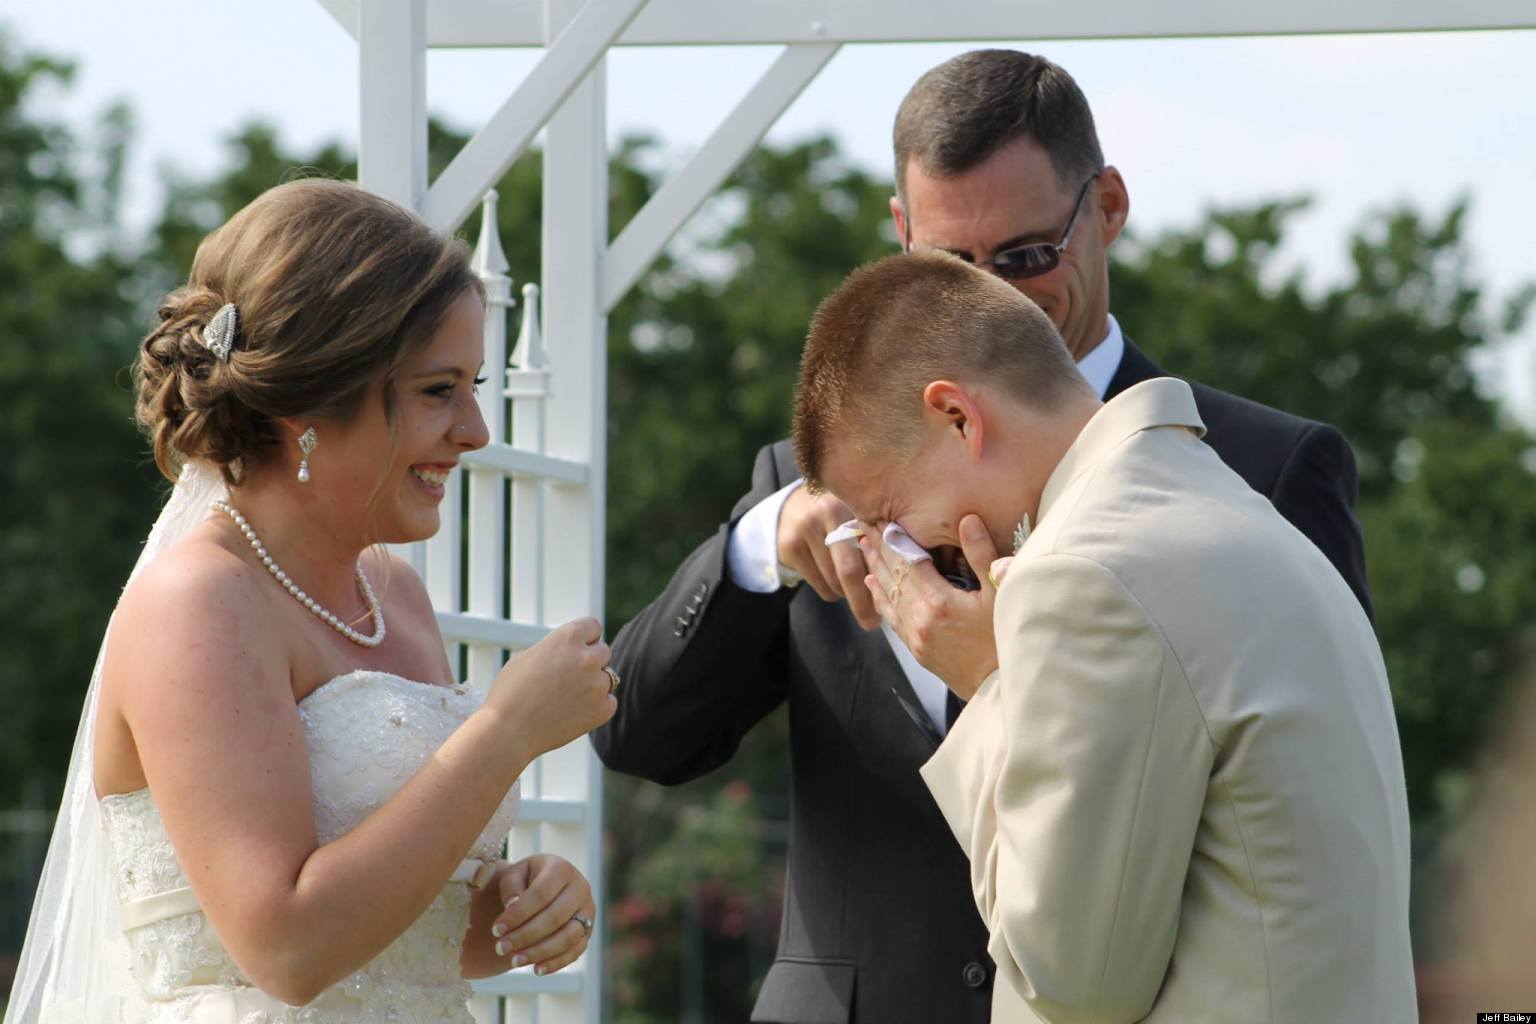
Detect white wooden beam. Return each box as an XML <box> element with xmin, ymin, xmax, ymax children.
<box><xmin>322</xmin><ymin>0</ymin><xmax>1536</xmax><ymax>47</ymax></box>
<box><xmin>518</xmin><ymin>797</ymin><xmax>589</xmax><ymax>822</ymax></box>
<box><xmin>473</xmin><ymin>968</ymin><xmax>583</xmax><ymax>996</ymax></box>
<box><xmin>357</xmin><ymin>0</ymin><xmax>426</xmax><ymax>209</ymax></box>
<box><xmin>314</xmin><ymin>0</ymin><xmax>357</xmax><ymax>37</ymax></box>
<box><xmin>461</xmin><ymin>443</ymin><xmax>589</xmax><ymax>485</ymax></box>
<box><xmin>436</xmin><ymin>611</ymin><xmax>550</xmax><ymax>650</ymax></box>
<box><xmin>421</xmin><ymin>0</ymin><xmax>650</xmax><ymax>232</ymax></box>
<box><xmin>602</xmin><ymin>41</ymin><xmax>838</xmax><ymax>312</ymax></box>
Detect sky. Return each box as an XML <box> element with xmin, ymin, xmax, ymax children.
<box><xmin>8</xmin><ymin>3</ymin><xmax>1535</xmax><ymax>419</ymax></box>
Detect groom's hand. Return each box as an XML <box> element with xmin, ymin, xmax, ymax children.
<box><xmin>862</xmin><ymin>514</ymin><xmax>1002</xmax><ymax>699</ymax></box>
<box><xmin>777</xmin><ymin>486</ymin><xmax>881</xmax><ymax>630</ymax></box>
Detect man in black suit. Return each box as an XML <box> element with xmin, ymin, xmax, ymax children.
<box><xmin>593</xmin><ymin>50</ymin><xmax>1371</xmax><ymax>1024</ymax></box>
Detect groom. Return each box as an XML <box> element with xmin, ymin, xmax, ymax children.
<box><xmin>794</xmin><ymin>251</ymin><xmax>1417</xmax><ymax>1022</ymax></box>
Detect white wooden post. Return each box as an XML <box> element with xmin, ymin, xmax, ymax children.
<box><xmin>357</xmin><ymin>0</ymin><xmax>427</xmax><ymax>210</ymax></box>
<box><xmin>508</xmin><ymin>282</ymin><xmax>548</xmax><ymax>634</ymax></box>
<box><xmin>467</xmin><ymin>191</ymin><xmax>515</xmax><ymax>692</ymax></box>
<box><xmin>359</xmin><ymin>0</ymin><xmax>434</xmax><ymax>582</ymax></box>
<box><xmin>459</xmin><ymin>9</ymin><xmax>608</xmax><ymax>1014</ymax></box>
<box><xmin>422</xmin><ymin>0</ymin><xmax>650</xmax><ymax>233</ymax></box>
<box><xmin>520</xmin><ymin>2</ymin><xmax>608</xmax><ymax>1019</ymax></box>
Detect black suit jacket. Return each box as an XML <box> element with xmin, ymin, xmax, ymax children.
<box><xmin>592</xmin><ymin>338</ymin><xmax>1372</xmax><ymax>1024</ymax></box>
<box><xmin>1111</xmin><ymin>339</ymin><xmax>1372</xmax><ymax>618</ymax></box>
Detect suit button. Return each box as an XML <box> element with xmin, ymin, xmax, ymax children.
<box><xmin>962</xmin><ymin>962</ymin><xmax>988</xmax><ymax>989</ymax></box>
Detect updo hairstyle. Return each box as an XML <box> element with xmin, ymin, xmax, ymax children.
<box><xmin>134</xmin><ymin>178</ymin><xmax>480</xmax><ymax>485</ymax></box>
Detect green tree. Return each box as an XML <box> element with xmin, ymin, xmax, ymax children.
<box><xmin>0</xmin><ymin>31</ymin><xmax>162</xmax><ymax>808</ymax></box>
<box><xmin>0</xmin><ymin>27</ymin><xmax>167</xmax><ymax>964</ymax></box>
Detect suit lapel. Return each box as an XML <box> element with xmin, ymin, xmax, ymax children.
<box><xmin>852</xmin><ymin>624</ymin><xmax>944</xmax><ymax>759</ymax></box>
<box><xmin>1105</xmin><ymin>335</ymin><xmax>1165</xmax><ymax>400</ymax></box>
<box><xmin>866</xmin><ymin>629</ymin><xmax>946</xmax><ymax>749</ymax></box>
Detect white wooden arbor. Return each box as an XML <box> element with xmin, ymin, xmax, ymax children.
<box><xmin>313</xmin><ymin>1</ymin><xmax>1533</xmax><ymax>1020</ymax></box>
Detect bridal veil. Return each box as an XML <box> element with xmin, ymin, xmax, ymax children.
<box><xmin>5</xmin><ymin>462</ymin><xmax>226</xmax><ymax>1023</ymax></box>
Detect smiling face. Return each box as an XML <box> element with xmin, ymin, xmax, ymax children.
<box><xmin>315</xmin><ymin>288</ymin><xmax>491</xmax><ymax>545</ymax></box>
<box><xmin>893</xmin><ymin>137</ymin><xmax>1128</xmax><ymax>361</ymax></box>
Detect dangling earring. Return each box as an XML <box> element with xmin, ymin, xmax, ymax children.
<box><xmin>297</xmin><ymin>427</ymin><xmax>317</xmax><ymax>483</ymax></box>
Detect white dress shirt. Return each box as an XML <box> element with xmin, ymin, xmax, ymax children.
<box><xmin>725</xmin><ymin>316</ymin><xmax>1127</xmax><ymax>736</ymax></box>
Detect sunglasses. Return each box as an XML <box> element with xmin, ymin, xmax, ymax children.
<box><xmin>904</xmin><ymin>170</ymin><xmax>1101</xmax><ymax>281</ymax></box>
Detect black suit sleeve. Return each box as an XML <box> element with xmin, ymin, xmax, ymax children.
<box><xmin>591</xmin><ymin>443</ymin><xmax>798</xmax><ymax>785</ymax></box>
<box><xmin>1269</xmin><ymin>423</ymin><xmax>1374</xmax><ymax>622</ymax></box>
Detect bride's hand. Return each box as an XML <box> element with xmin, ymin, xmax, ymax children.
<box><xmin>486</xmin><ymin>854</ymin><xmax>596</xmax><ymax>976</ymax></box>
<box><xmin>485</xmin><ymin>617</ymin><xmax>615</xmax><ymax>759</ymax></box>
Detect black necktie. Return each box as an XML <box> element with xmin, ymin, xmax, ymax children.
<box><xmin>945</xmin><ymin>689</ymin><xmax>966</xmax><ymax>732</ymax></box>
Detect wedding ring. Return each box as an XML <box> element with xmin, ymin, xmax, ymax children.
<box><xmin>604</xmin><ymin>667</ymin><xmax>621</xmax><ymax>694</ymax></box>
<box><xmin>571</xmin><ymin>911</ymin><xmax>594</xmax><ymax>936</ymax></box>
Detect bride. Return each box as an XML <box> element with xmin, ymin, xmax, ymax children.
<box><xmin>5</xmin><ymin>179</ymin><xmax>617</xmax><ymax>1022</ymax></box>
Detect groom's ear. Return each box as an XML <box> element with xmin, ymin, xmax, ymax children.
<box><xmin>920</xmin><ymin>380</ymin><xmax>985</xmax><ymax>463</ymax></box>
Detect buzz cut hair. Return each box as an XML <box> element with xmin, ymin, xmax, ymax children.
<box><xmin>792</xmin><ymin>251</ymin><xmax>1089</xmax><ymax>492</ymax></box>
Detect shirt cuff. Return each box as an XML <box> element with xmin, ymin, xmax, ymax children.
<box><xmin>726</xmin><ymin>478</ymin><xmax>804</xmax><ymax>593</ymax></box>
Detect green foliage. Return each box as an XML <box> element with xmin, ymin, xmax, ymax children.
<box><xmin>604</xmin><ymin>779</ymin><xmax>785</xmax><ymax>1023</ymax></box>
<box><xmin>1361</xmin><ymin>424</ymin><xmax>1536</xmax><ymax>819</ymax></box>
<box><xmin>1111</xmin><ymin>199</ymin><xmax>1516</xmax><ymax>499</ymax></box>
<box><xmin>0</xmin><ymin>30</ymin><xmax>163</xmax><ymax>812</ymax></box>
<box><xmin>149</xmin><ymin>123</ymin><xmax>355</xmax><ymax>279</ymax></box>
<box><xmin>604</xmin><ymin>137</ymin><xmax>896</xmax><ymax>624</ymax></box>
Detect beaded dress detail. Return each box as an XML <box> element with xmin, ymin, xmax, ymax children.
<box><xmin>97</xmin><ymin>671</ymin><xmax>520</xmax><ymax>1023</ymax></box>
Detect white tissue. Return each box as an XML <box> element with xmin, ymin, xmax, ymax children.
<box><xmin>824</xmin><ymin>520</ymin><xmax>932</xmax><ymax>564</ymax></box>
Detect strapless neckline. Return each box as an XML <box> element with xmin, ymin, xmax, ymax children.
<box><xmin>99</xmin><ymin>669</ymin><xmax>471</xmax><ymax>807</ymax></box>
<box><xmin>96</xmin><ymin>667</ymin><xmax>515</xmax><ymax>1021</ymax></box>
<box><xmin>298</xmin><ymin>667</ymin><xmax>468</xmax><ymax>706</ymax></box>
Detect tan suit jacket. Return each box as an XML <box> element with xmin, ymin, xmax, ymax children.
<box><xmin>921</xmin><ymin>378</ymin><xmax>1416</xmax><ymax>1023</ymax></box>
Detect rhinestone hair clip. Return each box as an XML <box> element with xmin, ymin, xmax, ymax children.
<box><xmin>203</xmin><ymin>303</ymin><xmax>239</xmax><ymax>362</ymax></box>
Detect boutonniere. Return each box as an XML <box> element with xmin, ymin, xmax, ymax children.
<box><xmin>1012</xmin><ymin>513</ymin><xmax>1032</xmax><ymax>555</ymax></box>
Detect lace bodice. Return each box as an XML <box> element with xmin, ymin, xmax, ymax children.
<box><xmin>97</xmin><ymin>670</ymin><xmax>520</xmax><ymax>1023</ymax></box>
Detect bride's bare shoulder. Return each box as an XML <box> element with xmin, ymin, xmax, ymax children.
<box><xmin>120</xmin><ymin>526</ymin><xmax>264</xmax><ymax>613</ymax></box>
<box><xmin>109</xmin><ymin>525</ymin><xmax>283</xmax><ymax>678</ymax></box>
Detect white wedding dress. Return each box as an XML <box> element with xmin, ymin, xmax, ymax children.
<box><xmin>96</xmin><ymin>669</ymin><xmax>520</xmax><ymax>1023</ymax></box>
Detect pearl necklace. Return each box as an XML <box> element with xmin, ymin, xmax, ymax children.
<box><xmin>210</xmin><ymin>500</ymin><xmax>386</xmax><ymax>648</ymax></box>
